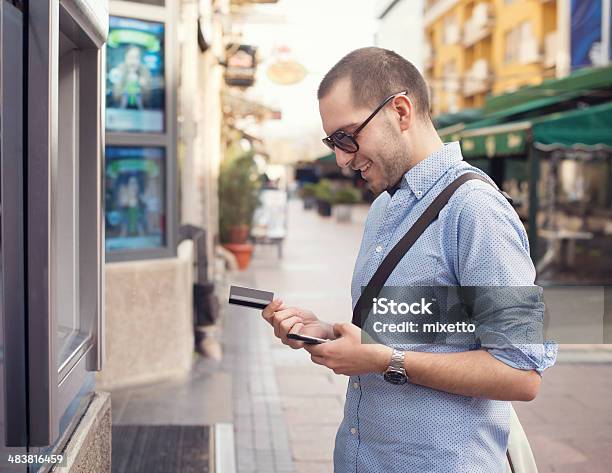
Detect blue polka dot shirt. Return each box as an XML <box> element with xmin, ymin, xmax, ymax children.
<box><xmin>334</xmin><ymin>142</ymin><xmax>557</xmax><ymax>473</ymax></box>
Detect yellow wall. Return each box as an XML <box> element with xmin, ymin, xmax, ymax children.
<box><xmin>425</xmin><ymin>0</ymin><xmax>557</xmax><ymax>115</ymax></box>
<box><xmin>492</xmin><ymin>0</ymin><xmax>557</xmax><ymax>94</ymax></box>
<box><xmin>427</xmin><ymin>1</ymin><xmax>469</xmax><ymax>114</ymax></box>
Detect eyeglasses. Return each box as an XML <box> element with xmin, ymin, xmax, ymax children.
<box><xmin>322</xmin><ymin>90</ymin><xmax>408</xmax><ymax>154</ymax></box>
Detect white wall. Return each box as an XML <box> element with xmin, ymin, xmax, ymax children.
<box><xmin>375</xmin><ymin>0</ymin><xmax>425</xmax><ymax>72</ymax></box>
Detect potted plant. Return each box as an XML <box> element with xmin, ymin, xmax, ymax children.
<box><xmin>333</xmin><ymin>186</ymin><xmax>362</xmax><ymax>222</ymax></box>
<box><xmin>218</xmin><ymin>151</ymin><xmax>260</xmax><ymax>270</ymax></box>
<box><xmin>314</xmin><ymin>179</ymin><xmax>334</xmax><ymax>217</ymax></box>
<box><xmin>300</xmin><ymin>182</ymin><xmax>317</xmax><ymax>210</ymax></box>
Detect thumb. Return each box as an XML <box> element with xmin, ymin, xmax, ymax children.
<box><xmin>333</xmin><ymin>322</ymin><xmax>348</xmax><ymax>338</ymax></box>
<box><xmin>289</xmin><ymin>322</ymin><xmax>304</xmax><ymax>335</ymax></box>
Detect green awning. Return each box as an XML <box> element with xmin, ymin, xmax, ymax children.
<box><xmin>531</xmin><ymin>102</ymin><xmax>612</xmax><ymax>148</ymax></box>
<box><xmin>461</xmin><ymin>121</ymin><xmax>531</xmax><ymax>158</ymax></box>
<box><xmin>438</xmin><ymin>123</ymin><xmax>466</xmax><ymax>143</ymax></box>
<box><xmin>459</xmin><ymin>102</ymin><xmax>612</xmax><ymax>159</ymax></box>
<box><xmin>433</xmin><ymin>108</ymin><xmax>483</xmax><ymax>129</ymax></box>
<box><xmin>483</xmin><ymin>65</ymin><xmax>612</xmax><ymax>115</ymax></box>
<box><xmin>452</xmin><ymin>65</ymin><xmax>612</xmax><ymax>133</ymax></box>
<box><xmin>466</xmin><ymin>90</ymin><xmax>587</xmax><ymax>129</ymax></box>
<box><xmin>316</xmin><ymin>152</ymin><xmax>336</xmax><ymax>164</ymax></box>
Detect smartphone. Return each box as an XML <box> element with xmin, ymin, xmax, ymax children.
<box><xmin>287</xmin><ymin>333</ymin><xmax>328</xmax><ymax>344</ymax></box>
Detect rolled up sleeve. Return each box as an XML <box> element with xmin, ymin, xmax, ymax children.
<box><xmin>454</xmin><ymin>185</ymin><xmax>557</xmax><ymax>373</ymax></box>
<box><xmin>486</xmin><ymin>339</ymin><xmax>558</xmax><ymax>374</ymax></box>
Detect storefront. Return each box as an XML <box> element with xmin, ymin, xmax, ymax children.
<box><xmin>435</xmin><ymin>65</ymin><xmax>612</xmax><ymax>284</ymax></box>
<box><xmin>1</xmin><ymin>0</ymin><xmax>110</xmax><ymax>471</ymax></box>
<box><xmin>453</xmin><ymin>103</ymin><xmax>612</xmax><ymax>284</ymax></box>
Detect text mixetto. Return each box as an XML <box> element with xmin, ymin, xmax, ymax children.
<box><xmin>371</xmin><ymin>321</ymin><xmax>476</xmax><ymax>334</ymax></box>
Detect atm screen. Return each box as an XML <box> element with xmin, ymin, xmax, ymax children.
<box><xmin>105</xmin><ymin>146</ymin><xmax>166</xmax><ymax>251</ymax></box>
<box><xmin>105</xmin><ymin>16</ymin><xmax>165</xmax><ymax>133</ymax></box>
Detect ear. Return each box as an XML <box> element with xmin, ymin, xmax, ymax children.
<box><xmin>391</xmin><ymin>95</ymin><xmax>413</xmax><ymax>132</ymax></box>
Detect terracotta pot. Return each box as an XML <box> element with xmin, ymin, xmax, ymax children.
<box><xmin>228</xmin><ymin>224</ymin><xmax>250</xmax><ymax>244</ymax></box>
<box><xmin>223</xmin><ymin>243</ymin><xmax>254</xmax><ymax>270</ymax></box>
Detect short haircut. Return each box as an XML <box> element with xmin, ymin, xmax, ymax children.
<box><xmin>318</xmin><ymin>47</ymin><xmax>431</xmax><ymax>120</ymax></box>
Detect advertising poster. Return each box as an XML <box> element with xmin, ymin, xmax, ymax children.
<box><xmin>105</xmin><ymin>146</ymin><xmax>166</xmax><ymax>251</ymax></box>
<box><xmin>106</xmin><ymin>16</ymin><xmax>165</xmax><ymax>133</ymax></box>
<box><xmin>225</xmin><ymin>44</ymin><xmax>257</xmax><ymax>87</ymax></box>
<box><xmin>570</xmin><ymin>0</ymin><xmax>610</xmax><ymax>68</ymax></box>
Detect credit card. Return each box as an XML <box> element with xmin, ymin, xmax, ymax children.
<box><xmin>228</xmin><ymin>285</ymin><xmax>274</xmax><ymax>310</ymax></box>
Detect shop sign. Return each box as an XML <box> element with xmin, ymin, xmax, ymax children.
<box><xmin>225</xmin><ymin>44</ymin><xmax>257</xmax><ymax>87</ymax></box>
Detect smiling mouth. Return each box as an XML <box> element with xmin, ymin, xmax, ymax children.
<box><xmin>359</xmin><ymin>162</ymin><xmax>372</xmax><ymax>178</ymax></box>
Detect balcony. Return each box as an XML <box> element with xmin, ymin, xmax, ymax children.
<box><xmin>463</xmin><ymin>59</ymin><xmax>490</xmax><ymax>96</ymax></box>
<box><xmin>520</xmin><ymin>38</ymin><xmax>541</xmax><ymax>64</ymax></box>
<box><xmin>444</xmin><ymin>23</ymin><xmax>461</xmax><ymax>45</ymax></box>
<box><xmin>463</xmin><ymin>3</ymin><xmax>493</xmax><ymax>47</ymax></box>
<box><xmin>544</xmin><ymin>31</ymin><xmax>557</xmax><ymax>68</ymax></box>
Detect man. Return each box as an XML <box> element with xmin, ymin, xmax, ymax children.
<box><xmin>262</xmin><ymin>47</ymin><xmax>556</xmax><ymax>472</ymax></box>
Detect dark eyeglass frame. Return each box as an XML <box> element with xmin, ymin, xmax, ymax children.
<box><xmin>322</xmin><ymin>90</ymin><xmax>409</xmax><ymax>153</ymax></box>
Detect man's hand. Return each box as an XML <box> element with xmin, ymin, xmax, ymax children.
<box><xmin>261</xmin><ymin>300</ymin><xmax>334</xmax><ymax>349</ymax></box>
<box><xmin>304</xmin><ymin>322</ymin><xmax>393</xmax><ymax>376</ymax></box>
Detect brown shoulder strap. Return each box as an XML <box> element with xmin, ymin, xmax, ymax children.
<box><xmin>351</xmin><ymin>172</ymin><xmax>509</xmax><ymax>327</ymax></box>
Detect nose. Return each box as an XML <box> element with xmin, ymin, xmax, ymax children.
<box><xmin>335</xmin><ymin>148</ymin><xmax>354</xmax><ymax>169</ymax></box>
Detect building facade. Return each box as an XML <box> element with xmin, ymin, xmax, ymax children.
<box><xmin>424</xmin><ymin>0</ymin><xmax>559</xmax><ymax>115</ymax></box>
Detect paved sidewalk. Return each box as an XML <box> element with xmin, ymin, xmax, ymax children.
<box><xmin>227</xmin><ymin>200</ymin><xmax>368</xmax><ymax>473</ymax></box>
<box><xmin>110</xmin><ymin>198</ymin><xmax>612</xmax><ymax>473</ymax></box>
<box><xmin>235</xmin><ymin>199</ymin><xmax>612</xmax><ymax>473</ymax></box>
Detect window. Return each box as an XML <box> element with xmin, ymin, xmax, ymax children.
<box><xmin>505</xmin><ymin>27</ymin><xmax>519</xmax><ymax>63</ymax></box>
<box><xmin>443</xmin><ymin>14</ymin><xmax>460</xmax><ymax>44</ymax></box>
<box><xmin>505</xmin><ymin>21</ymin><xmax>536</xmax><ymax>64</ymax></box>
<box><xmin>443</xmin><ymin>59</ymin><xmax>458</xmax><ymax>92</ymax></box>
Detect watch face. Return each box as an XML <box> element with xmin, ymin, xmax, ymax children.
<box><xmin>384</xmin><ymin>369</ymin><xmax>408</xmax><ymax>385</ymax></box>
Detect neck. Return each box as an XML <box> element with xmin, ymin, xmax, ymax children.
<box><xmin>386</xmin><ymin>122</ymin><xmax>445</xmax><ymax>194</ymax></box>
<box><xmin>405</xmin><ymin>122</ymin><xmax>444</xmax><ymax>172</ymax></box>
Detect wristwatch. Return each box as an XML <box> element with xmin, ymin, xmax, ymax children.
<box><xmin>383</xmin><ymin>349</ymin><xmax>408</xmax><ymax>385</ymax></box>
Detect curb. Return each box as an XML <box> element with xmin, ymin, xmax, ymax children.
<box><xmin>210</xmin><ymin>423</ymin><xmax>237</xmax><ymax>473</ymax></box>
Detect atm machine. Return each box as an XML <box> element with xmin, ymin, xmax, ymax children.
<box><xmin>1</xmin><ymin>1</ymin><xmax>107</xmax><ymax>471</ymax></box>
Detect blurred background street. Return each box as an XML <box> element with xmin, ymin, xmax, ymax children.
<box><xmin>2</xmin><ymin>0</ymin><xmax>611</xmax><ymax>472</ymax></box>
<box><xmin>112</xmin><ymin>199</ymin><xmax>612</xmax><ymax>473</ymax></box>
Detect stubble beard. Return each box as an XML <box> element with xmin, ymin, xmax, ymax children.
<box><xmin>370</xmin><ymin>134</ymin><xmax>410</xmax><ymax>196</ymax></box>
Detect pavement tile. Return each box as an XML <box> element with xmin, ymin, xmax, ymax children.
<box><xmin>293</xmin><ymin>460</ymin><xmax>334</xmax><ymax>473</ymax></box>
<box><xmin>280</xmin><ymin>397</ymin><xmax>344</xmax><ymax>425</ymax></box>
<box><xmin>287</xmin><ymin>424</ymin><xmax>338</xmax><ymax>462</ymax></box>
<box><xmin>276</xmin><ymin>371</ymin><xmax>342</xmax><ymax>397</ymax></box>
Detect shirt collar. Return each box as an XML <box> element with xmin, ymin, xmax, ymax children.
<box><xmin>400</xmin><ymin>141</ymin><xmax>463</xmax><ymax>200</ymax></box>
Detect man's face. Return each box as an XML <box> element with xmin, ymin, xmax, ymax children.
<box><xmin>319</xmin><ymin>79</ymin><xmax>408</xmax><ymax>195</ymax></box>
